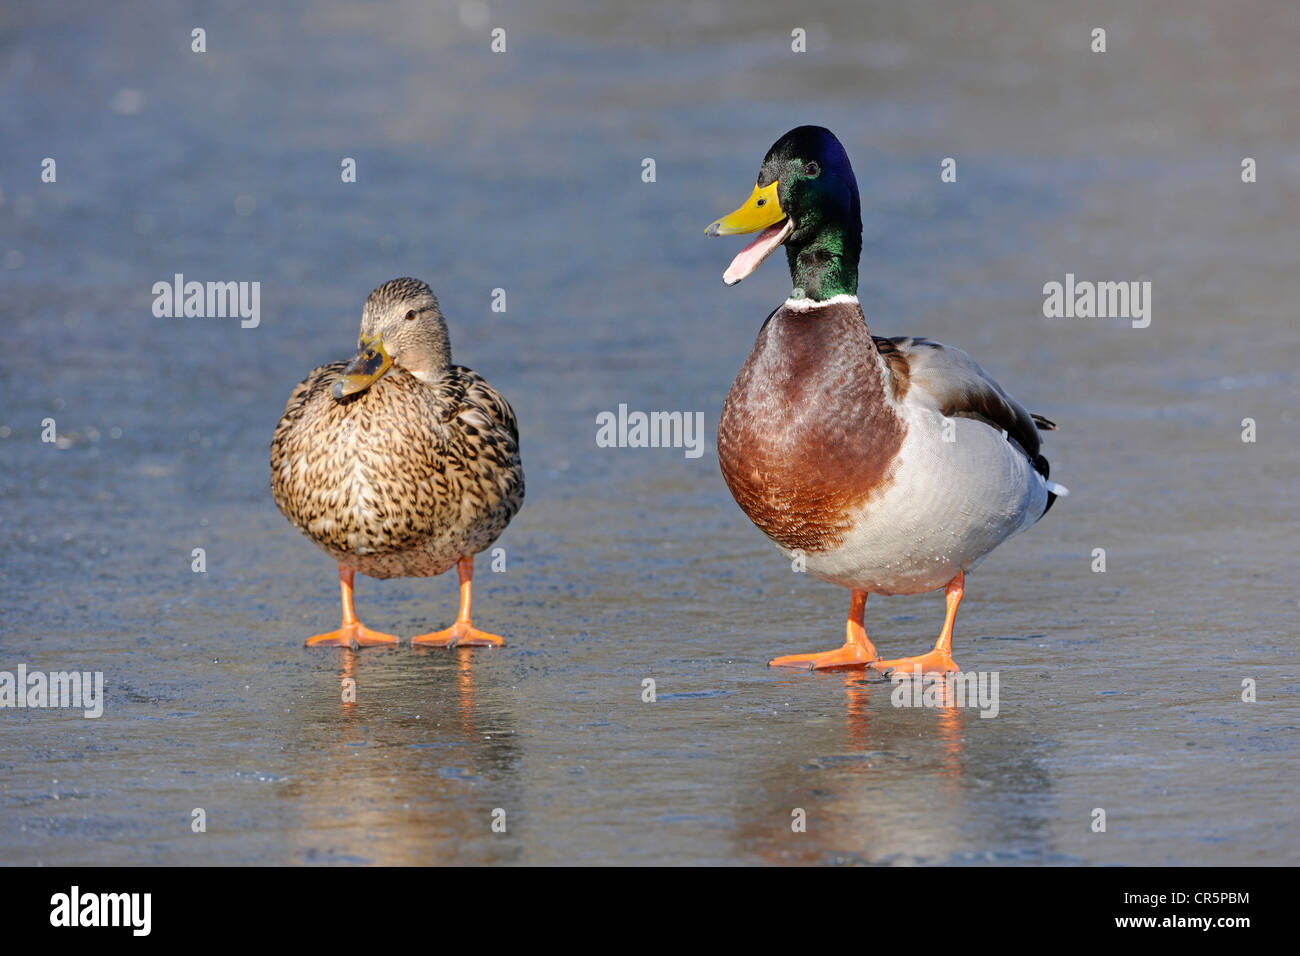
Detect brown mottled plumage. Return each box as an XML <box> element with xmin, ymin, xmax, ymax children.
<box><xmin>270</xmin><ymin>278</ymin><xmax>523</xmax><ymax>648</ymax></box>
<box><xmin>271</xmin><ymin>362</ymin><xmax>522</xmax><ymax>579</ymax></box>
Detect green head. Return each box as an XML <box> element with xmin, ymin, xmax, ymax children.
<box><xmin>705</xmin><ymin>126</ymin><xmax>862</xmax><ymax>301</ymax></box>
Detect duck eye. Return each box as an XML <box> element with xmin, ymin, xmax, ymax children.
<box><xmin>806</xmin><ymin>161</ymin><xmax>820</xmax><ymax>177</ymax></box>
<box><xmin>405</xmin><ymin>309</ymin><xmax>417</xmax><ymax>321</ymax></box>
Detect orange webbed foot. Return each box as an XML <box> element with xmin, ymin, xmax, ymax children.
<box><xmin>770</xmin><ymin>589</ymin><xmax>877</xmax><ymax>671</ymax></box>
<box><xmin>305</xmin><ymin>621</ymin><xmax>400</xmax><ymax>649</ymax></box>
<box><xmin>869</xmin><ymin>647</ymin><xmax>959</xmax><ymax>678</ymax></box>
<box><xmin>769</xmin><ymin>642</ymin><xmax>877</xmax><ymax>671</ymax></box>
<box><xmin>411</xmin><ymin>621</ymin><xmax>505</xmax><ymax>648</ymax></box>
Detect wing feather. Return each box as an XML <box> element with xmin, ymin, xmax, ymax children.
<box><xmin>872</xmin><ymin>335</ymin><xmax>1052</xmax><ymax>465</ymax></box>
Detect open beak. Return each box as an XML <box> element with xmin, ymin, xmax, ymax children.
<box><xmin>332</xmin><ymin>334</ymin><xmax>393</xmax><ymax>400</ymax></box>
<box><xmin>705</xmin><ymin>180</ymin><xmax>792</xmax><ymax>285</ymax></box>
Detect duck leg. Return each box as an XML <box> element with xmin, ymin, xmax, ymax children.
<box><xmin>769</xmin><ymin>589</ymin><xmax>878</xmax><ymax>670</ymax></box>
<box><xmin>306</xmin><ymin>565</ymin><xmax>400</xmax><ymax>648</ymax></box>
<box><xmin>412</xmin><ymin>556</ymin><xmax>505</xmax><ymax>648</ymax></box>
<box><xmin>870</xmin><ymin>572</ymin><xmax>963</xmax><ymax>677</ymax></box>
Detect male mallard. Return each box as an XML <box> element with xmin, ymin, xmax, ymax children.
<box><xmin>706</xmin><ymin>127</ymin><xmax>1066</xmax><ymax>674</ymax></box>
<box><xmin>270</xmin><ymin>277</ymin><xmax>524</xmax><ymax>649</ymax></box>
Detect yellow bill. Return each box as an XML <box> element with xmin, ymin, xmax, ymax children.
<box><xmin>332</xmin><ymin>333</ymin><xmax>393</xmax><ymax>400</ymax></box>
<box><xmin>705</xmin><ymin>181</ymin><xmax>793</xmax><ymax>285</ymax></box>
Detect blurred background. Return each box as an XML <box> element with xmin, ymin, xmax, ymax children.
<box><xmin>0</xmin><ymin>0</ymin><xmax>1296</xmax><ymax>864</ymax></box>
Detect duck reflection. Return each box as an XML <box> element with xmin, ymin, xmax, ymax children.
<box><xmin>277</xmin><ymin>648</ymin><xmax>524</xmax><ymax>865</ymax></box>
<box><xmin>733</xmin><ymin>670</ymin><xmax>1052</xmax><ymax>864</ymax></box>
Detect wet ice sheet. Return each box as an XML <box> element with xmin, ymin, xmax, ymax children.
<box><xmin>0</xmin><ymin>0</ymin><xmax>1297</xmax><ymax>865</ymax></box>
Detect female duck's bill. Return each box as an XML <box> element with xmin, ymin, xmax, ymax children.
<box><xmin>332</xmin><ymin>333</ymin><xmax>393</xmax><ymax>400</ymax></box>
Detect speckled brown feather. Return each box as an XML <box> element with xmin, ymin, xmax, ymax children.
<box><xmin>270</xmin><ymin>362</ymin><xmax>523</xmax><ymax>579</ymax></box>
<box><xmin>717</xmin><ymin>301</ymin><xmax>906</xmax><ymax>554</ymax></box>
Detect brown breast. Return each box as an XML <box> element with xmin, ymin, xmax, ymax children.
<box><xmin>716</xmin><ymin>301</ymin><xmax>906</xmax><ymax>555</ymax></box>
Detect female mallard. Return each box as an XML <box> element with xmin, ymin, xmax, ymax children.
<box><xmin>270</xmin><ymin>277</ymin><xmax>524</xmax><ymax>649</ymax></box>
<box><xmin>706</xmin><ymin>127</ymin><xmax>1067</xmax><ymax>675</ymax></box>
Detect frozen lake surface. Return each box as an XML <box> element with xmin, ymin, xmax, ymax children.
<box><xmin>0</xmin><ymin>0</ymin><xmax>1296</xmax><ymax>864</ymax></box>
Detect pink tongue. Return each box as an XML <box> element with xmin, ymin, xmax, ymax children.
<box><xmin>723</xmin><ymin>220</ymin><xmax>791</xmax><ymax>285</ymax></box>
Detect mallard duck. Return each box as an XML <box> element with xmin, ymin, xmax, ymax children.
<box><xmin>706</xmin><ymin>127</ymin><xmax>1067</xmax><ymax>674</ymax></box>
<box><xmin>270</xmin><ymin>277</ymin><xmax>524</xmax><ymax>649</ymax></box>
